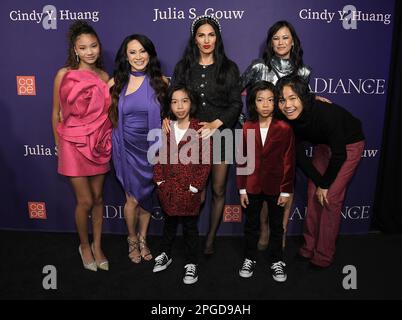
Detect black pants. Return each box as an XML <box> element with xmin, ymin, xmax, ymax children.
<box><xmin>159</xmin><ymin>214</ymin><xmax>199</xmax><ymax>264</ymax></box>
<box><xmin>244</xmin><ymin>193</ymin><xmax>284</xmax><ymax>262</ymax></box>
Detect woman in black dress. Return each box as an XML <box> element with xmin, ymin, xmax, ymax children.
<box><xmin>166</xmin><ymin>15</ymin><xmax>242</xmax><ymax>254</ymax></box>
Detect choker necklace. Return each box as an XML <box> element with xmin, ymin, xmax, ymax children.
<box><xmin>130</xmin><ymin>70</ymin><xmax>146</xmax><ymax>77</ymax></box>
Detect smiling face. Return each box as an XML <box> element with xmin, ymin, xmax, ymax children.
<box><xmin>255</xmin><ymin>89</ymin><xmax>275</xmax><ymax>119</ymax></box>
<box><xmin>126</xmin><ymin>39</ymin><xmax>150</xmax><ymax>72</ymax></box>
<box><xmin>271</xmin><ymin>26</ymin><xmax>294</xmax><ymax>59</ymax></box>
<box><xmin>74</xmin><ymin>33</ymin><xmax>100</xmax><ymax>65</ymax></box>
<box><xmin>194</xmin><ymin>23</ymin><xmax>217</xmax><ymax>56</ymax></box>
<box><xmin>278</xmin><ymin>85</ymin><xmax>304</xmax><ymax>120</ymax></box>
<box><xmin>171</xmin><ymin>89</ymin><xmax>191</xmax><ymax>121</ymax></box>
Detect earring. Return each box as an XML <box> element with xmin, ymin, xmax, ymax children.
<box><xmin>75</xmin><ymin>53</ymin><xmax>80</xmax><ymax>63</ymax></box>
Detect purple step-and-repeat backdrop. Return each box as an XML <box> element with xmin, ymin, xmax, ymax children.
<box><xmin>0</xmin><ymin>0</ymin><xmax>395</xmax><ymax>235</ymax></box>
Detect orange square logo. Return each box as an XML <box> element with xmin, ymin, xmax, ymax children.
<box><xmin>223</xmin><ymin>205</ymin><xmax>242</xmax><ymax>223</ymax></box>
<box><xmin>17</xmin><ymin>76</ymin><xmax>36</xmax><ymax>96</ymax></box>
<box><xmin>28</xmin><ymin>202</ymin><xmax>47</xmax><ymax>219</ymax></box>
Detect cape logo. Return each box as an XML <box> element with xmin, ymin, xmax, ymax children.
<box><xmin>17</xmin><ymin>76</ymin><xmax>36</xmax><ymax>96</ymax></box>
<box><xmin>223</xmin><ymin>205</ymin><xmax>242</xmax><ymax>223</ymax></box>
<box><xmin>28</xmin><ymin>202</ymin><xmax>47</xmax><ymax>220</ymax></box>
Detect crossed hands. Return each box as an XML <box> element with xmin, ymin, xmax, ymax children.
<box><xmin>162</xmin><ymin>118</ymin><xmax>222</xmax><ymax>139</ymax></box>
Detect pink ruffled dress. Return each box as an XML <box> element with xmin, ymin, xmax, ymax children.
<box><xmin>57</xmin><ymin>70</ymin><xmax>112</xmax><ymax>176</ymax></box>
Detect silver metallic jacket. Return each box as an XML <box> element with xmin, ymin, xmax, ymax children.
<box><xmin>240</xmin><ymin>56</ymin><xmax>311</xmax><ymax>89</ymax></box>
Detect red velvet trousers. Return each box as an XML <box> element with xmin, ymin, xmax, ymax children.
<box><xmin>299</xmin><ymin>140</ymin><xmax>365</xmax><ymax>267</ymax></box>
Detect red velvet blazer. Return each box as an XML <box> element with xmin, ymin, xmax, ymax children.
<box><xmin>237</xmin><ymin>119</ymin><xmax>295</xmax><ymax>195</ymax></box>
<box><xmin>154</xmin><ymin>118</ymin><xmax>212</xmax><ymax>216</ymax></box>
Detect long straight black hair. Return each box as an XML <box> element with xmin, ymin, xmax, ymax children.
<box><xmin>173</xmin><ymin>17</ymin><xmax>239</xmax><ymax>90</ymax></box>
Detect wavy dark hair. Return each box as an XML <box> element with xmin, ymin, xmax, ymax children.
<box><xmin>173</xmin><ymin>16</ymin><xmax>238</xmax><ymax>90</ymax></box>
<box><xmin>164</xmin><ymin>84</ymin><xmax>199</xmax><ymax>120</ymax></box>
<box><xmin>262</xmin><ymin>20</ymin><xmax>304</xmax><ymax>73</ymax></box>
<box><xmin>246</xmin><ymin>81</ymin><xmax>279</xmax><ymax>121</ymax></box>
<box><xmin>276</xmin><ymin>75</ymin><xmax>315</xmax><ymax>116</ymax></box>
<box><xmin>109</xmin><ymin>34</ymin><xmax>168</xmax><ymax>127</ymax></box>
<box><xmin>64</xmin><ymin>20</ymin><xmax>104</xmax><ymax>70</ymax></box>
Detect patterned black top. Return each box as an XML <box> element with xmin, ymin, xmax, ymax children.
<box><xmin>172</xmin><ymin>62</ymin><xmax>242</xmax><ymax>129</ymax></box>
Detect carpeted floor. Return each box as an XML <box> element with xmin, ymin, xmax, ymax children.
<box><xmin>0</xmin><ymin>230</ymin><xmax>401</xmax><ymax>300</ymax></box>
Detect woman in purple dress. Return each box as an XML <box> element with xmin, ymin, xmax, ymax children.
<box><xmin>109</xmin><ymin>34</ymin><xmax>168</xmax><ymax>263</ymax></box>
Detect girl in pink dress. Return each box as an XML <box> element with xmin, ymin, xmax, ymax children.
<box><xmin>51</xmin><ymin>21</ymin><xmax>112</xmax><ymax>272</ymax></box>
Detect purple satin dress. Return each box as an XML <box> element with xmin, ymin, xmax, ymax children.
<box><xmin>112</xmin><ymin>76</ymin><xmax>161</xmax><ymax>212</ymax></box>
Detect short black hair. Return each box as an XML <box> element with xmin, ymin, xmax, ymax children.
<box><xmin>246</xmin><ymin>81</ymin><xmax>278</xmax><ymax>121</ymax></box>
<box><xmin>164</xmin><ymin>84</ymin><xmax>199</xmax><ymax>120</ymax></box>
<box><xmin>276</xmin><ymin>75</ymin><xmax>315</xmax><ymax>110</ymax></box>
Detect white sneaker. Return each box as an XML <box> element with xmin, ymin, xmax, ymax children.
<box><xmin>153</xmin><ymin>252</ymin><xmax>172</xmax><ymax>273</ymax></box>
<box><xmin>183</xmin><ymin>264</ymin><xmax>198</xmax><ymax>284</ymax></box>
<box><xmin>239</xmin><ymin>258</ymin><xmax>256</xmax><ymax>278</ymax></box>
<box><xmin>270</xmin><ymin>261</ymin><xmax>287</xmax><ymax>282</ymax></box>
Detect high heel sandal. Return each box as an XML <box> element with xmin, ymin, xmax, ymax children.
<box><xmin>91</xmin><ymin>243</ymin><xmax>109</xmax><ymax>271</ymax></box>
<box><xmin>127</xmin><ymin>236</ymin><xmax>141</xmax><ymax>264</ymax></box>
<box><xmin>137</xmin><ymin>234</ymin><xmax>152</xmax><ymax>261</ymax></box>
<box><xmin>78</xmin><ymin>245</ymin><xmax>97</xmax><ymax>272</ymax></box>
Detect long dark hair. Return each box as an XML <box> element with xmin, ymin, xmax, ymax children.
<box><xmin>262</xmin><ymin>20</ymin><xmax>304</xmax><ymax>73</ymax></box>
<box><xmin>64</xmin><ymin>20</ymin><xmax>104</xmax><ymax>70</ymax></box>
<box><xmin>164</xmin><ymin>85</ymin><xmax>199</xmax><ymax>120</ymax></box>
<box><xmin>173</xmin><ymin>16</ymin><xmax>238</xmax><ymax>89</ymax></box>
<box><xmin>109</xmin><ymin>34</ymin><xmax>168</xmax><ymax>127</ymax></box>
<box><xmin>246</xmin><ymin>81</ymin><xmax>279</xmax><ymax>121</ymax></box>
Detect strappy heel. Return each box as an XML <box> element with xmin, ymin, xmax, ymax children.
<box><xmin>137</xmin><ymin>234</ymin><xmax>152</xmax><ymax>261</ymax></box>
<box><xmin>127</xmin><ymin>236</ymin><xmax>141</xmax><ymax>264</ymax></box>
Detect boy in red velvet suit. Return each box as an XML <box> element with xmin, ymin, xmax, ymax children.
<box><xmin>153</xmin><ymin>85</ymin><xmax>211</xmax><ymax>285</ymax></box>
<box><xmin>237</xmin><ymin>81</ymin><xmax>295</xmax><ymax>282</ymax></box>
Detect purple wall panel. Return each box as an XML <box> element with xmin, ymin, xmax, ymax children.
<box><xmin>0</xmin><ymin>0</ymin><xmax>395</xmax><ymax>235</ymax></box>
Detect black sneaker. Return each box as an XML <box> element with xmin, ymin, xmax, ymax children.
<box><xmin>183</xmin><ymin>264</ymin><xmax>198</xmax><ymax>284</ymax></box>
<box><xmin>153</xmin><ymin>252</ymin><xmax>172</xmax><ymax>273</ymax></box>
<box><xmin>270</xmin><ymin>261</ymin><xmax>287</xmax><ymax>282</ymax></box>
<box><xmin>239</xmin><ymin>258</ymin><xmax>256</xmax><ymax>278</ymax></box>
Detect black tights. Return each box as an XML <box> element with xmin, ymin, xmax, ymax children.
<box><xmin>205</xmin><ymin>163</ymin><xmax>229</xmax><ymax>247</ymax></box>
